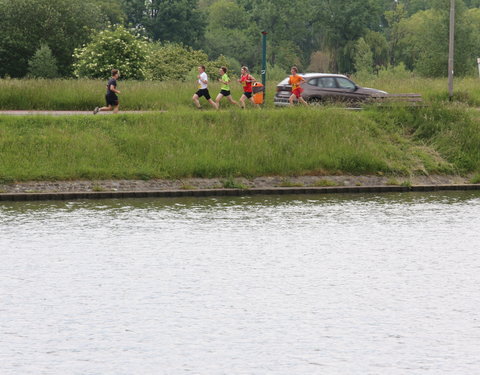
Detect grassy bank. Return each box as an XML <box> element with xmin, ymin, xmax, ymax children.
<box><xmin>1</xmin><ymin>106</ymin><xmax>479</xmax><ymax>182</ymax></box>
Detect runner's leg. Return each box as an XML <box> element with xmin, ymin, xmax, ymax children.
<box><xmin>215</xmin><ymin>93</ymin><xmax>224</xmax><ymax>108</ymax></box>
<box><xmin>192</xmin><ymin>94</ymin><xmax>201</xmax><ymax>108</ymax></box>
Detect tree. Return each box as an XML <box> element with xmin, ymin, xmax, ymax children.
<box><xmin>0</xmin><ymin>0</ymin><xmax>105</xmax><ymax>77</ymax></box>
<box><xmin>354</xmin><ymin>38</ymin><xmax>374</xmax><ymax>75</ymax></box>
<box><xmin>398</xmin><ymin>0</ymin><xmax>478</xmax><ymax>77</ymax></box>
<box><xmin>364</xmin><ymin>30</ymin><xmax>389</xmax><ymax>70</ymax></box>
<box><xmin>384</xmin><ymin>2</ymin><xmax>408</xmax><ymax>66</ymax></box>
<box><xmin>27</xmin><ymin>44</ymin><xmax>59</xmax><ymax>78</ymax></box>
<box><xmin>246</xmin><ymin>0</ymin><xmax>314</xmax><ymax>68</ymax></box>
<box><xmin>310</xmin><ymin>0</ymin><xmax>383</xmax><ymax>73</ymax></box>
<box><xmin>73</xmin><ymin>26</ymin><xmax>150</xmax><ymax>79</ymax></box>
<box><xmin>120</xmin><ymin>0</ymin><xmax>206</xmax><ymax>47</ymax></box>
<box><xmin>203</xmin><ymin>0</ymin><xmax>256</xmax><ymax>67</ymax></box>
<box><xmin>93</xmin><ymin>0</ymin><xmax>127</xmax><ymax>24</ymax></box>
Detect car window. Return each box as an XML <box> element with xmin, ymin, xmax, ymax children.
<box><xmin>336</xmin><ymin>77</ymin><xmax>356</xmax><ymax>90</ymax></box>
<box><xmin>307</xmin><ymin>78</ymin><xmax>318</xmax><ymax>86</ymax></box>
<box><xmin>317</xmin><ymin>77</ymin><xmax>337</xmax><ymax>88</ymax></box>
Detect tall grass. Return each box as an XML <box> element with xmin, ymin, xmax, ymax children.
<box><xmin>0</xmin><ymin>108</ymin><xmax>461</xmax><ymax>182</ymax></box>
<box><xmin>0</xmin><ymin>78</ymin><xmax>277</xmax><ymax>111</ymax></box>
<box><xmin>353</xmin><ymin>74</ymin><xmax>480</xmax><ymax>105</ymax></box>
<box><xmin>3</xmin><ymin>75</ymin><xmax>480</xmax><ymax>110</ymax></box>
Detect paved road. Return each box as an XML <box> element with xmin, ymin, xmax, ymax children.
<box><xmin>0</xmin><ymin>110</ymin><xmax>160</xmax><ymax>116</ymax></box>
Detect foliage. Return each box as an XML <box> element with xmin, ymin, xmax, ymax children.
<box><xmin>354</xmin><ymin>38</ymin><xmax>374</xmax><ymax>76</ymax></box>
<box><xmin>27</xmin><ymin>44</ymin><xmax>59</xmax><ymax>79</ymax></box>
<box><xmin>364</xmin><ymin>30</ymin><xmax>389</xmax><ymax>70</ymax></box>
<box><xmin>308</xmin><ymin>51</ymin><xmax>333</xmax><ymax>72</ymax></box>
<box><xmin>146</xmin><ymin>42</ymin><xmax>209</xmax><ymax>81</ymax></box>
<box><xmin>266</xmin><ymin>64</ymin><xmax>288</xmax><ymax>82</ymax></box>
<box><xmin>0</xmin><ymin>0</ymin><xmax>104</xmax><ymax>77</ymax></box>
<box><xmin>398</xmin><ymin>1</ymin><xmax>478</xmax><ymax>77</ymax></box>
<box><xmin>203</xmin><ymin>0</ymin><xmax>257</xmax><ymax>67</ymax></box>
<box><xmin>94</xmin><ymin>0</ymin><xmax>126</xmax><ymax>24</ymax></box>
<box><xmin>3</xmin><ymin>0</ymin><xmax>480</xmax><ymax>79</ymax></box>
<box><xmin>122</xmin><ymin>0</ymin><xmax>206</xmax><ymax>47</ymax></box>
<box><xmin>73</xmin><ymin>26</ymin><xmax>150</xmax><ymax>80</ymax></box>
<box><xmin>313</xmin><ymin>0</ymin><xmax>383</xmax><ymax>73</ymax></box>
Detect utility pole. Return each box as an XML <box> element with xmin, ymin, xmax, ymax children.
<box><xmin>448</xmin><ymin>0</ymin><xmax>455</xmax><ymax>100</ymax></box>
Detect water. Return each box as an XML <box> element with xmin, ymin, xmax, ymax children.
<box><xmin>1</xmin><ymin>192</ymin><xmax>480</xmax><ymax>375</ymax></box>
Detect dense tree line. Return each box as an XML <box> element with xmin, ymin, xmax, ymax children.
<box><xmin>1</xmin><ymin>0</ymin><xmax>480</xmax><ymax>79</ymax></box>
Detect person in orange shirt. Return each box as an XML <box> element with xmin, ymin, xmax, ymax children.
<box><xmin>289</xmin><ymin>66</ymin><xmax>308</xmax><ymax>106</ymax></box>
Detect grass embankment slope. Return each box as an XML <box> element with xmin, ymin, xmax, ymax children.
<box><xmin>1</xmin><ymin>105</ymin><xmax>480</xmax><ymax>183</ymax></box>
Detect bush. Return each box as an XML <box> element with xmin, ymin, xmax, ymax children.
<box><xmin>27</xmin><ymin>44</ymin><xmax>59</xmax><ymax>78</ymax></box>
<box><xmin>73</xmin><ymin>26</ymin><xmax>150</xmax><ymax>80</ymax></box>
<box><xmin>146</xmin><ymin>42</ymin><xmax>210</xmax><ymax>81</ymax></box>
<box><xmin>147</xmin><ymin>42</ymin><xmax>230</xmax><ymax>82</ymax></box>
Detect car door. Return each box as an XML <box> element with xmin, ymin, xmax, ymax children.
<box><xmin>312</xmin><ymin>77</ymin><xmax>341</xmax><ymax>102</ymax></box>
<box><xmin>334</xmin><ymin>77</ymin><xmax>367</xmax><ymax>102</ymax></box>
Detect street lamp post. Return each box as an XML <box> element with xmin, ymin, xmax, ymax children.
<box><xmin>261</xmin><ymin>31</ymin><xmax>267</xmax><ymax>89</ymax></box>
<box><xmin>448</xmin><ymin>0</ymin><xmax>455</xmax><ymax>100</ymax></box>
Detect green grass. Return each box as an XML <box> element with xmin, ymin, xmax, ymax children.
<box><xmin>2</xmin><ymin>105</ymin><xmax>479</xmax><ymax>182</ymax></box>
<box><xmin>0</xmin><ymin>78</ymin><xmax>272</xmax><ymax>111</ymax></box>
<box><xmin>1</xmin><ymin>77</ymin><xmax>480</xmax><ymax>182</ymax></box>
<box><xmin>2</xmin><ymin>76</ymin><xmax>480</xmax><ymax>110</ymax></box>
<box><xmin>471</xmin><ymin>174</ymin><xmax>480</xmax><ymax>184</ymax></box>
<box><xmin>354</xmin><ymin>75</ymin><xmax>480</xmax><ymax>106</ymax></box>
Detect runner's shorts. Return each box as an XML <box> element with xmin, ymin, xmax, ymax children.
<box><xmin>196</xmin><ymin>88</ymin><xmax>211</xmax><ymax>100</ymax></box>
<box><xmin>220</xmin><ymin>89</ymin><xmax>231</xmax><ymax>97</ymax></box>
<box><xmin>292</xmin><ymin>87</ymin><xmax>304</xmax><ymax>98</ymax></box>
<box><xmin>243</xmin><ymin>91</ymin><xmax>252</xmax><ymax>99</ymax></box>
<box><xmin>106</xmin><ymin>93</ymin><xmax>119</xmax><ymax>106</ymax></box>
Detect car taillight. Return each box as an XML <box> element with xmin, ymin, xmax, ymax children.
<box><xmin>277</xmin><ymin>86</ymin><xmax>291</xmax><ymax>92</ymax></box>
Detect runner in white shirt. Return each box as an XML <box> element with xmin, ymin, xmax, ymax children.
<box><xmin>192</xmin><ymin>65</ymin><xmax>218</xmax><ymax>110</ymax></box>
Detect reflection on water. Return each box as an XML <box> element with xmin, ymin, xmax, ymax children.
<box><xmin>1</xmin><ymin>192</ymin><xmax>480</xmax><ymax>375</ymax></box>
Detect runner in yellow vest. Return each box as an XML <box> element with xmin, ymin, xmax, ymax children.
<box><xmin>215</xmin><ymin>67</ymin><xmax>238</xmax><ymax>108</ymax></box>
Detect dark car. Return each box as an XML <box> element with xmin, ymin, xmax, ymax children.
<box><xmin>274</xmin><ymin>73</ymin><xmax>387</xmax><ymax>106</ymax></box>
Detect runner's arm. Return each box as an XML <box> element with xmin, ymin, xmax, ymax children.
<box><xmin>109</xmin><ymin>84</ymin><xmax>120</xmax><ymax>94</ymax></box>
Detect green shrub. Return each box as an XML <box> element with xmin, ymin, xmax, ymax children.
<box><xmin>73</xmin><ymin>26</ymin><xmax>150</xmax><ymax>80</ymax></box>
<box><xmin>146</xmin><ymin>42</ymin><xmax>230</xmax><ymax>82</ymax></box>
<box><xmin>146</xmin><ymin>42</ymin><xmax>209</xmax><ymax>81</ymax></box>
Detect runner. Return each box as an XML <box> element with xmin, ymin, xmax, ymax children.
<box><xmin>215</xmin><ymin>66</ymin><xmax>238</xmax><ymax>108</ymax></box>
<box><xmin>93</xmin><ymin>69</ymin><xmax>121</xmax><ymax>114</ymax></box>
<box><xmin>238</xmin><ymin>66</ymin><xmax>258</xmax><ymax>109</ymax></box>
<box><xmin>288</xmin><ymin>66</ymin><xmax>308</xmax><ymax>106</ymax></box>
<box><xmin>192</xmin><ymin>65</ymin><xmax>218</xmax><ymax>110</ymax></box>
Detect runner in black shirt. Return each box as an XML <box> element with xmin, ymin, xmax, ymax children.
<box><xmin>93</xmin><ymin>69</ymin><xmax>121</xmax><ymax>114</ymax></box>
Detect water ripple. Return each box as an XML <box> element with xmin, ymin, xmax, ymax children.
<box><xmin>1</xmin><ymin>191</ymin><xmax>480</xmax><ymax>374</ymax></box>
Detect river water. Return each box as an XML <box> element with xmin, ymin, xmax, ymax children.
<box><xmin>1</xmin><ymin>192</ymin><xmax>479</xmax><ymax>375</ymax></box>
